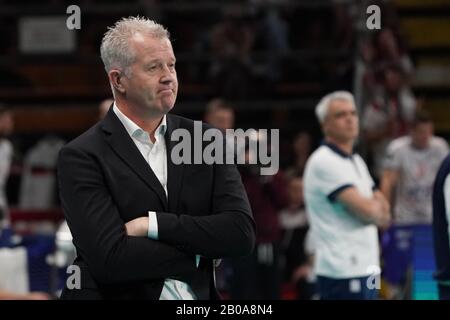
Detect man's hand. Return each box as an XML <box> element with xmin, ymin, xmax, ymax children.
<box><xmin>125</xmin><ymin>217</ymin><xmax>149</xmax><ymax>237</ymax></box>
<box><xmin>291</xmin><ymin>265</ymin><xmax>311</xmax><ymax>283</ymax></box>
<box><xmin>373</xmin><ymin>210</ymin><xmax>391</xmax><ymax>230</ymax></box>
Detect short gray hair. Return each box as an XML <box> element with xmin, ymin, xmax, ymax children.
<box><xmin>315</xmin><ymin>91</ymin><xmax>356</xmax><ymax>123</ymax></box>
<box><xmin>100</xmin><ymin>16</ymin><xmax>170</xmax><ymax>75</ymax></box>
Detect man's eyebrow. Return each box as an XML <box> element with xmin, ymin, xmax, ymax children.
<box><xmin>144</xmin><ymin>59</ymin><xmax>159</xmax><ymax>64</ymax></box>
<box><xmin>144</xmin><ymin>57</ymin><xmax>176</xmax><ymax>65</ymax></box>
<box><xmin>333</xmin><ymin>109</ymin><xmax>357</xmax><ymax>117</ymax></box>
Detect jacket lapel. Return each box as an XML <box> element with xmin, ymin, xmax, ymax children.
<box><xmin>165</xmin><ymin>114</ymin><xmax>184</xmax><ymax>214</ymax></box>
<box><xmin>101</xmin><ymin>107</ymin><xmax>168</xmax><ymax>211</ymax></box>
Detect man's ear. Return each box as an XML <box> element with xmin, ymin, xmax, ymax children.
<box><xmin>108</xmin><ymin>70</ymin><xmax>126</xmax><ymax>94</ymax></box>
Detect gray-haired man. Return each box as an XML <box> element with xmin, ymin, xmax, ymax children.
<box><xmin>303</xmin><ymin>91</ymin><xmax>390</xmax><ymax>299</ymax></box>
<box><xmin>57</xmin><ymin>17</ymin><xmax>255</xmax><ymax>300</ymax></box>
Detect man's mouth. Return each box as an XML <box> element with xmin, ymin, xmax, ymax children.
<box><xmin>159</xmin><ymin>88</ymin><xmax>172</xmax><ymax>94</ymax></box>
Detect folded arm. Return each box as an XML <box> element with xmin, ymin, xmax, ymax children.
<box><xmin>126</xmin><ymin>163</ymin><xmax>256</xmax><ymax>259</ymax></box>
<box><xmin>337</xmin><ymin>187</ymin><xmax>391</xmax><ymax>229</ymax></box>
<box><xmin>57</xmin><ymin>146</ymin><xmax>197</xmax><ymax>285</ymax></box>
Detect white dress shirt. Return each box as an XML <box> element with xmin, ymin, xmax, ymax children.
<box><xmin>113</xmin><ymin>103</ymin><xmax>197</xmax><ymax>300</ymax></box>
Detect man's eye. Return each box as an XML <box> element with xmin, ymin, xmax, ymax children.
<box><xmin>148</xmin><ymin>66</ymin><xmax>157</xmax><ymax>71</ymax></box>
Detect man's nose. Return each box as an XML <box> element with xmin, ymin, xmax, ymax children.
<box><xmin>160</xmin><ymin>74</ymin><xmax>175</xmax><ymax>86</ymax></box>
<box><xmin>160</xmin><ymin>65</ymin><xmax>174</xmax><ymax>82</ymax></box>
<box><xmin>160</xmin><ymin>75</ymin><xmax>172</xmax><ymax>85</ymax></box>
<box><xmin>347</xmin><ymin>115</ymin><xmax>356</xmax><ymax>123</ymax></box>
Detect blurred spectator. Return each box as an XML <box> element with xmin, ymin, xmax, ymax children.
<box><xmin>374</xmin><ymin>28</ymin><xmax>414</xmax><ymax>80</ymax></box>
<box><xmin>203</xmin><ymin>98</ymin><xmax>238</xmax><ymax>163</ymax></box>
<box><xmin>354</xmin><ymin>36</ymin><xmax>377</xmax><ymax>112</ymax></box>
<box><xmin>380</xmin><ymin>110</ymin><xmax>449</xmax><ymax>299</ymax></box>
<box><xmin>209</xmin><ymin>6</ymin><xmax>256</xmax><ymax>98</ymax></box>
<box><xmin>328</xmin><ymin>1</ymin><xmax>356</xmax><ymax>89</ymax></box>
<box><xmin>286</xmin><ymin>131</ymin><xmax>312</xmax><ymax>177</ymax></box>
<box><xmin>98</xmin><ymin>98</ymin><xmax>114</xmax><ymax>120</ymax></box>
<box><xmin>362</xmin><ymin>64</ymin><xmax>417</xmax><ymax>179</ymax></box>
<box><xmin>332</xmin><ymin>1</ymin><xmax>355</xmax><ymax>52</ymax></box>
<box><xmin>0</xmin><ymin>107</ymin><xmax>14</xmax><ymax>229</ymax></box>
<box><xmin>357</xmin><ymin>25</ymin><xmax>415</xmax><ymax>168</ymax></box>
<box><xmin>278</xmin><ymin>175</ymin><xmax>313</xmax><ymax>299</ymax></box>
<box><xmin>355</xmin><ymin>24</ymin><xmax>414</xmax><ymax>120</ymax></box>
<box><xmin>230</xmin><ymin>146</ymin><xmax>288</xmax><ymax>300</ymax></box>
<box><xmin>255</xmin><ymin>7</ymin><xmax>290</xmax><ymax>83</ymax></box>
<box><xmin>18</xmin><ymin>135</ymin><xmax>65</xmax><ymax>209</ymax></box>
<box><xmin>204</xmin><ymin>98</ymin><xmax>235</xmax><ymax>132</ymax></box>
<box><xmin>0</xmin><ymin>238</ymin><xmax>50</xmax><ymax>300</ymax></box>
<box><xmin>203</xmin><ymin>98</ymin><xmax>236</xmax><ymax>297</ymax></box>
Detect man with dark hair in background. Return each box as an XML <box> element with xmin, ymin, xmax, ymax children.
<box><xmin>204</xmin><ymin>98</ymin><xmax>235</xmax><ymax>133</ymax></box>
<box><xmin>381</xmin><ymin>110</ymin><xmax>448</xmax><ymax>299</ymax></box>
<box><xmin>230</xmin><ymin>140</ymin><xmax>287</xmax><ymax>300</ymax></box>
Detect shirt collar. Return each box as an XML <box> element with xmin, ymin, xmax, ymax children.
<box><xmin>113</xmin><ymin>102</ymin><xmax>167</xmax><ymax>143</ymax></box>
<box><xmin>322</xmin><ymin>140</ymin><xmax>355</xmax><ymax>159</ymax></box>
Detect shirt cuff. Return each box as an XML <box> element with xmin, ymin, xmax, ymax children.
<box><xmin>195</xmin><ymin>255</ymin><xmax>200</xmax><ymax>268</ymax></box>
<box><xmin>147</xmin><ymin>211</ymin><xmax>159</xmax><ymax>240</ymax></box>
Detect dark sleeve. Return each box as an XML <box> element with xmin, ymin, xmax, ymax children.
<box><xmin>57</xmin><ymin>146</ymin><xmax>196</xmax><ymax>285</ymax></box>
<box><xmin>155</xmin><ymin>162</ymin><xmax>256</xmax><ymax>259</ymax></box>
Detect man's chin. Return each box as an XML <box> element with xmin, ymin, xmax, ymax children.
<box><xmin>161</xmin><ymin>103</ymin><xmax>175</xmax><ymax>114</ymax></box>
<box><xmin>160</xmin><ymin>96</ymin><xmax>176</xmax><ymax>110</ymax></box>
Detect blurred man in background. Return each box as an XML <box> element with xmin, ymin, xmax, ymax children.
<box><xmin>362</xmin><ymin>65</ymin><xmax>417</xmax><ymax>180</ymax></box>
<box><xmin>230</xmin><ymin>141</ymin><xmax>287</xmax><ymax>300</ymax></box>
<box><xmin>203</xmin><ymin>98</ymin><xmax>236</xmax><ymax>298</ymax></box>
<box><xmin>278</xmin><ymin>174</ymin><xmax>313</xmax><ymax>299</ymax></box>
<box><xmin>204</xmin><ymin>98</ymin><xmax>238</xmax><ymax>162</ymax></box>
<box><xmin>285</xmin><ymin>132</ymin><xmax>312</xmax><ymax>177</ymax></box>
<box><xmin>0</xmin><ymin>106</ymin><xmax>13</xmax><ymax>229</ymax></box>
<box><xmin>381</xmin><ymin>110</ymin><xmax>448</xmax><ymax>299</ymax></box>
<box><xmin>98</xmin><ymin>98</ymin><xmax>114</xmax><ymax>120</ymax></box>
<box><xmin>204</xmin><ymin>98</ymin><xmax>235</xmax><ymax>132</ymax></box>
<box><xmin>304</xmin><ymin>91</ymin><xmax>390</xmax><ymax>300</ymax></box>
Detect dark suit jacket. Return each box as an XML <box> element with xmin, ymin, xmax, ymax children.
<box><xmin>57</xmin><ymin>108</ymin><xmax>255</xmax><ymax>299</ymax></box>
